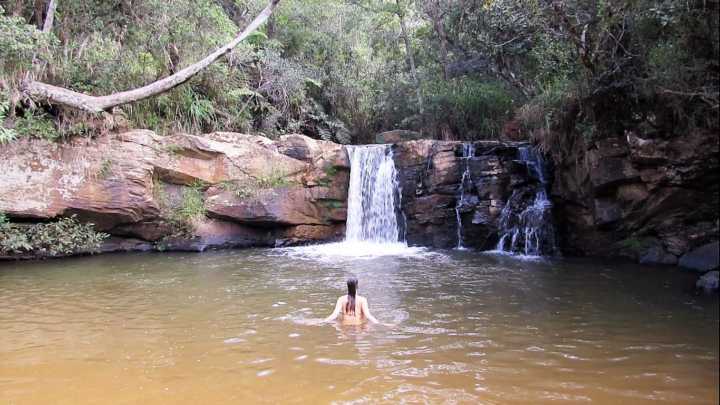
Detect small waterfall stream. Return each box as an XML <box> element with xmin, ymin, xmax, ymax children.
<box><xmin>496</xmin><ymin>146</ymin><xmax>558</xmax><ymax>256</ymax></box>
<box><xmin>455</xmin><ymin>143</ymin><xmax>475</xmax><ymax>249</ymax></box>
<box><xmin>345</xmin><ymin>145</ymin><xmax>403</xmax><ymax>244</ymax></box>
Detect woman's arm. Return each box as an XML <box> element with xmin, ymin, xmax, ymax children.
<box><xmin>322</xmin><ymin>296</ymin><xmax>344</xmax><ymax>323</ymax></box>
<box><xmin>361</xmin><ymin>298</ymin><xmax>380</xmax><ymax>324</ymax></box>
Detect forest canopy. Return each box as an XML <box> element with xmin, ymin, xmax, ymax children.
<box><xmin>1</xmin><ymin>0</ymin><xmax>718</xmax><ymax>146</ymax></box>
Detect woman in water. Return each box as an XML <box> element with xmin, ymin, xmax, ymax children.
<box><xmin>322</xmin><ymin>277</ymin><xmax>381</xmax><ymax>325</ymax></box>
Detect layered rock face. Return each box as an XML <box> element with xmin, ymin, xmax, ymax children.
<box><xmin>2</xmin><ymin>127</ymin><xmax>716</xmax><ymax>270</ymax></box>
<box><xmin>550</xmin><ymin>131</ymin><xmax>719</xmax><ymax>269</ymax></box>
<box><xmin>393</xmin><ymin>140</ymin><xmax>548</xmax><ymax>250</ymax></box>
<box><xmin>0</xmin><ymin>131</ymin><xmax>349</xmax><ymax>254</ymax></box>
<box><xmin>392</xmin><ymin>134</ymin><xmax>717</xmax><ymax>272</ymax></box>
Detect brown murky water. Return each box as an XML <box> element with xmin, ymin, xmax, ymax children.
<box><xmin>1</xmin><ymin>248</ymin><xmax>718</xmax><ymax>404</ymax></box>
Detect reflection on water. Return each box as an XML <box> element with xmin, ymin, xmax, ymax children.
<box><xmin>0</xmin><ymin>249</ymin><xmax>718</xmax><ymax>404</ymax></box>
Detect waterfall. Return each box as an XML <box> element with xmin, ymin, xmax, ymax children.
<box><xmin>345</xmin><ymin>145</ymin><xmax>402</xmax><ymax>244</ymax></box>
<box><xmin>495</xmin><ymin>146</ymin><xmax>558</xmax><ymax>256</ymax></box>
<box><xmin>282</xmin><ymin>144</ymin><xmax>422</xmax><ymax>258</ymax></box>
<box><xmin>455</xmin><ymin>143</ymin><xmax>475</xmax><ymax>249</ymax></box>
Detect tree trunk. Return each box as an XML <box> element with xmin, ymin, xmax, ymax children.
<box><xmin>395</xmin><ymin>0</ymin><xmax>423</xmax><ymax>115</ymax></box>
<box><xmin>434</xmin><ymin>21</ymin><xmax>450</xmax><ymax>80</ymax></box>
<box><xmin>426</xmin><ymin>0</ymin><xmax>450</xmax><ymax>80</ymax></box>
<box><xmin>266</xmin><ymin>12</ymin><xmax>276</xmax><ymax>38</ymax></box>
<box><xmin>33</xmin><ymin>0</ymin><xmax>44</xmax><ymax>28</ymax></box>
<box><xmin>42</xmin><ymin>0</ymin><xmax>56</xmax><ymax>33</ymax></box>
<box><xmin>23</xmin><ymin>0</ymin><xmax>281</xmax><ymax>113</ymax></box>
<box><xmin>11</xmin><ymin>0</ymin><xmax>24</xmax><ymax>17</ymax></box>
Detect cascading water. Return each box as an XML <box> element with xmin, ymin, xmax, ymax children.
<box><xmin>455</xmin><ymin>143</ymin><xmax>475</xmax><ymax>249</ymax></box>
<box><xmin>344</xmin><ymin>145</ymin><xmax>403</xmax><ymax>244</ymax></box>
<box><xmin>283</xmin><ymin>144</ymin><xmax>424</xmax><ymax>258</ymax></box>
<box><xmin>495</xmin><ymin>146</ymin><xmax>558</xmax><ymax>256</ymax></box>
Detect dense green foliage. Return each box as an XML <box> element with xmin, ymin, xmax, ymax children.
<box><xmin>0</xmin><ymin>0</ymin><xmax>717</xmax><ymax>144</ymax></box>
<box><xmin>0</xmin><ymin>214</ymin><xmax>109</xmax><ymax>257</ymax></box>
<box><xmin>177</xmin><ymin>182</ymin><xmax>207</xmax><ymax>223</ymax></box>
<box><xmin>152</xmin><ymin>179</ymin><xmax>206</xmax><ymax>235</ymax></box>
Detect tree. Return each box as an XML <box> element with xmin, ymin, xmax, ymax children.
<box><xmin>3</xmin><ymin>0</ymin><xmax>716</xmax><ymax>144</ymax></box>
<box><xmin>21</xmin><ymin>0</ymin><xmax>281</xmax><ymax>113</ymax></box>
<box><xmin>41</xmin><ymin>0</ymin><xmax>55</xmax><ymax>33</ymax></box>
<box><xmin>422</xmin><ymin>0</ymin><xmax>450</xmax><ymax>80</ymax></box>
<box><xmin>394</xmin><ymin>0</ymin><xmax>423</xmax><ymax>114</ymax></box>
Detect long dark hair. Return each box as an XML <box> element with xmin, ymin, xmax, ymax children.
<box><xmin>345</xmin><ymin>277</ymin><xmax>358</xmax><ymax>315</ymax></box>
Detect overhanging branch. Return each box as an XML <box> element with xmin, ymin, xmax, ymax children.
<box><xmin>23</xmin><ymin>0</ymin><xmax>281</xmax><ymax>113</ymax></box>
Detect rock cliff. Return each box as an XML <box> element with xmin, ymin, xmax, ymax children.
<box><xmin>394</xmin><ymin>140</ymin><xmax>551</xmax><ymax>251</ymax></box>
<box><xmin>2</xmin><ymin>128</ymin><xmax>717</xmax><ymax>273</ymax></box>
<box><xmin>550</xmin><ymin>131</ymin><xmax>719</xmax><ymax>270</ymax></box>
<box><xmin>392</xmin><ymin>135</ymin><xmax>717</xmax><ymax>272</ymax></box>
<box><xmin>0</xmin><ymin>131</ymin><xmax>349</xmax><ymax>256</ymax></box>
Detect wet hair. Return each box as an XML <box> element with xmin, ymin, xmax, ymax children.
<box><xmin>345</xmin><ymin>277</ymin><xmax>358</xmax><ymax>315</ymax></box>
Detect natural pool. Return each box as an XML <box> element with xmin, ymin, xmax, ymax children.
<box><xmin>1</xmin><ymin>248</ymin><xmax>718</xmax><ymax>404</ymax></box>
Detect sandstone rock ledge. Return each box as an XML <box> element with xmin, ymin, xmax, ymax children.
<box><xmin>0</xmin><ymin>131</ymin><xmax>350</xmax><ymax>259</ymax></box>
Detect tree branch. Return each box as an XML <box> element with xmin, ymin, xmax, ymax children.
<box><xmin>23</xmin><ymin>0</ymin><xmax>281</xmax><ymax>113</ymax></box>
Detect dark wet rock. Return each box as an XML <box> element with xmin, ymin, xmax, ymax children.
<box><xmin>193</xmin><ymin>219</ymin><xmax>274</xmax><ymax>249</ymax></box>
<box><xmin>112</xmin><ymin>221</ymin><xmax>176</xmax><ymax>242</ymax></box>
<box><xmin>551</xmin><ymin>130</ymin><xmax>718</xmax><ymax>264</ymax></box>
<box><xmin>101</xmin><ymin>237</ymin><xmax>154</xmax><ymax>253</ymax></box>
<box><xmin>593</xmin><ymin>198</ymin><xmax>623</xmax><ymax>227</ymax></box>
<box><xmin>639</xmin><ymin>245</ymin><xmax>678</xmax><ymax>266</ymax></box>
<box><xmin>391</xmin><ymin>129</ymin><xmax>717</xmax><ymax>266</ymax></box>
<box><xmin>680</xmin><ymin>242</ymin><xmax>720</xmax><ymax>272</ymax></box>
<box><xmin>393</xmin><ymin>140</ymin><xmax>534</xmax><ymax>250</ymax></box>
<box><xmin>590</xmin><ymin>157</ymin><xmax>640</xmax><ymax>194</ymax></box>
<box><xmin>696</xmin><ymin>271</ymin><xmax>719</xmax><ymax>293</ymax></box>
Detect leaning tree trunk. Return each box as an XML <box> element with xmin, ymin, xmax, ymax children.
<box><xmin>42</xmin><ymin>0</ymin><xmax>56</xmax><ymax>33</ymax></box>
<box><xmin>23</xmin><ymin>0</ymin><xmax>281</xmax><ymax>113</ymax></box>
